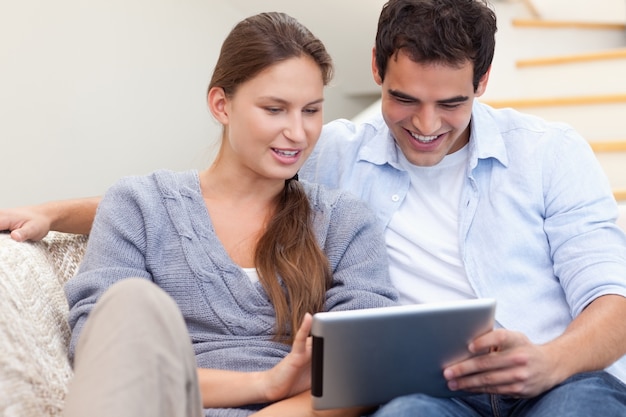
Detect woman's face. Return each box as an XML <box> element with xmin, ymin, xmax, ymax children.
<box><xmin>212</xmin><ymin>56</ymin><xmax>325</xmax><ymax>182</ymax></box>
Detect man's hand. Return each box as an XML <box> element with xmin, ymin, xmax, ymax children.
<box><xmin>445</xmin><ymin>295</ymin><xmax>626</xmax><ymax>398</ymax></box>
<box><xmin>443</xmin><ymin>329</ymin><xmax>563</xmax><ymax>398</ymax></box>
<box><xmin>0</xmin><ymin>206</ymin><xmax>52</xmax><ymax>242</ymax></box>
<box><xmin>0</xmin><ymin>197</ymin><xmax>98</xmax><ymax>241</ymax></box>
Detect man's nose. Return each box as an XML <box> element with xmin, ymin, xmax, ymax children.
<box><xmin>411</xmin><ymin>106</ymin><xmax>441</xmax><ymax>135</ymax></box>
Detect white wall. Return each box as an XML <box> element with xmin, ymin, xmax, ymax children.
<box><xmin>2</xmin><ymin>0</ymin><xmax>625</xmax><ymax>207</ymax></box>
<box><xmin>1</xmin><ymin>1</ymin><xmax>390</xmax><ymax>208</ymax></box>
<box><xmin>1</xmin><ymin>0</ymin><xmax>246</xmax><ymax>206</ymax></box>
<box><xmin>529</xmin><ymin>0</ymin><xmax>626</xmax><ymax>23</ymax></box>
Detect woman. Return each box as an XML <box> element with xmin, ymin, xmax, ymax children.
<box><xmin>61</xmin><ymin>11</ymin><xmax>397</xmax><ymax>417</ymax></box>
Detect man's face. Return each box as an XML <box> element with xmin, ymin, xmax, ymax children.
<box><xmin>373</xmin><ymin>50</ymin><xmax>489</xmax><ymax>167</ymax></box>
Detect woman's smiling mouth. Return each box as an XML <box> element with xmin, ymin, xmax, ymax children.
<box><xmin>272</xmin><ymin>148</ymin><xmax>300</xmax><ymax>157</ymax></box>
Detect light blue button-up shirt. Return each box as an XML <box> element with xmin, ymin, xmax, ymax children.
<box><xmin>301</xmin><ymin>100</ymin><xmax>626</xmax><ymax>382</ymax></box>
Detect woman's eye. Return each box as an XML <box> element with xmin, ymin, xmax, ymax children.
<box><xmin>266</xmin><ymin>107</ymin><xmax>282</xmax><ymax>114</ymax></box>
<box><xmin>303</xmin><ymin>108</ymin><xmax>320</xmax><ymax>115</ymax></box>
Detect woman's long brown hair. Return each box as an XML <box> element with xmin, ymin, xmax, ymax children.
<box><xmin>208</xmin><ymin>12</ymin><xmax>334</xmax><ymax>343</ymax></box>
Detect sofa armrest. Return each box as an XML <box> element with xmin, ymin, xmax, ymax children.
<box><xmin>0</xmin><ymin>232</ymin><xmax>87</xmax><ymax>416</ymax></box>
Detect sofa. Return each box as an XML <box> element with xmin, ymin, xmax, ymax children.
<box><xmin>0</xmin><ymin>232</ymin><xmax>87</xmax><ymax>417</ymax></box>
<box><xmin>1</xmin><ymin>205</ymin><xmax>625</xmax><ymax>416</ymax></box>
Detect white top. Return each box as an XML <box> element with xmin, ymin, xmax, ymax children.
<box><xmin>385</xmin><ymin>143</ymin><xmax>476</xmax><ymax>305</ymax></box>
<box><xmin>241</xmin><ymin>267</ymin><xmax>259</xmax><ymax>283</ymax></box>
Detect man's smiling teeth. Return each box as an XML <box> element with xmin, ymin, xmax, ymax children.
<box><xmin>409</xmin><ymin>131</ymin><xmax>438</xmax><ymax>143</ymax></box>
<box><xmin>273</xmin><ymin>148</ymin><xmax>299</xmax><ymax>157</ymax></box>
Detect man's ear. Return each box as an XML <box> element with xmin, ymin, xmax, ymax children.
<box><xmin>207</xmin><ymin>86</ymin><xmax>229</xmax><ymax>125</ymax></box>
<box><xmin>371</xmin><ymin>48</ymin><xmax>383</xmax><ymax>86</ymax></box>
<box><xmin>475</xmin><ymin>66</ymin><xmax>491</xmax><ymax>97</ymax></box>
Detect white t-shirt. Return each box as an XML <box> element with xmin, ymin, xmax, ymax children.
<box><xmin>385</xmin><ymin>144</ymin><xmax>476</xmax><ymax>305</ymax></box>
<box><xmin>242</xmin><ymin>267</ymin><xmax>259</xmax><ymax>283</ymax></box>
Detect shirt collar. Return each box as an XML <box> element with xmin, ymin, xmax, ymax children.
<box><xmin>357</xmin><ymin>100</ymin><xmax>509</xmax><ymax>171</ymax></box>
<box><xmin>468</xmin><ymin>100</ymin><xmax>509</xmax><ymax>169</ymax></box>
<box><xmin>358</xmin><ymin>111</ymin><xmax>399</xmax><ymax>168</ymax></box>
<box><xmin>355</xmin><ymin>111</ymin><xmax>410</xmax><ymax>171</ymax></box>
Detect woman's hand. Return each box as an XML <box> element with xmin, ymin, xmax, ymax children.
<box><xmin>197</xmin><ymin>314</ymin><xmax>313</xmax><ymax>408</ymax></box>
<box><xmin>263</xmin><ymin>313</ymin><xmax>314</xmax><ymax>402</ymax></box>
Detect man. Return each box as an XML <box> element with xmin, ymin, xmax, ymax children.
<box><xmin>302</xmin><ymin>1</ymin><xmax>626</xmax><ymax>414</ymax></box>
<box><xmin>2</xmin><ymin>0</ymin><xmax>626</xmax><ymax>415</ymax></box>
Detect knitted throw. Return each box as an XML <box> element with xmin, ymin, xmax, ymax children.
<box><xmin>0</xmin><ymin>232</ymin><xmax>87</xmax><ymax>416</ymax></box>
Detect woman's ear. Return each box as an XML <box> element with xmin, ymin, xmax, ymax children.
<box><xmin>207</xmin><ymin>86</ymin><xmax>229</xmax><ymax>125</ymax></box>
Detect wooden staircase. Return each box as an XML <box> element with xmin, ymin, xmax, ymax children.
<box><xmin>482</xmin><ymin>0</ymin><xmax>626</xmax><ymax>202</ymax></box>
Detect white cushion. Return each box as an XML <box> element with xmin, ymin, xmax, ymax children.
<box><xmin>0</xmin><ymin>232</ymin><xmax>87</xmax><ymax>416</ymax></box>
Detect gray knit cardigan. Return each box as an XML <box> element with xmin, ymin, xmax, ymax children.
<box><xmin>65</xmin><ymin>170</ymin><xmax>398</xmax><ymax>416</ymax></box>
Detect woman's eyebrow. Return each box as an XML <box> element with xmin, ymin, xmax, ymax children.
<box><xmin>259</xmin><ymin>96</ymin><xmax>325</xmax><ymax>106</ymax></box>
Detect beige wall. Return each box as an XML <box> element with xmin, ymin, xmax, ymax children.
<box><xmin>2</xmin><ymin>0</ymin><xmax>624</xmax><ymax>207</ymax></box>
<box><xmin>0</xmin><ymin>1</ymin><xmax>386</xmax><ymax>207</ymax></box>
<box><xmin>1</xmin><ymin>0</ymin><xmax>250</xmax><ymax>206</ymax></box>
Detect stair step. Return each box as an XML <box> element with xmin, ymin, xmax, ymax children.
<box><xmin>481</xmin><ymin>97</ymin><xmax>626</xmax><ymax>140</ymax></box>
<box><xmin>512</xmin><ymin>19</ymin><xmax>626</xmax><ymax>30</ymax></box>
<box><xmin>594</xmin><ymin>152</ymin><xmax>626</xmax><ymax>190</ymax></box>
<box><xmin>509</xmin><ymin>60</ymin><xmax>626</xmax><ymax>98</ymax></box>
<box><xmin>516</xmin><ymin>47</ymin><xmax>626</xmax><ymax>68</ymax></box>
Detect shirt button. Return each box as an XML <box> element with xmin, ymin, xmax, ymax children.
<box><xmin>391</xmin><ymin>194</ymin><xmax>400</xmax><ymax>202</ymax></box>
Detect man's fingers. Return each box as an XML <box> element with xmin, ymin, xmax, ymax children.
<box><xmin>11</xmin><ymin>223</ymin><xmax>46</xmax><ymax>242</ymax></box>
<box><xmin>10</xmin><ymin>229</ymin><xmax>26</xmax><ymax>242</ymax></box>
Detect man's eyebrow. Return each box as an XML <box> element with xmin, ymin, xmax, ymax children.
<box><xmin>388</xmin><ymin>89</ymin><xmax>469</xmax><ymax>104</ymax></box>
<box><xmin>438</xmin><ymin>95</ymin><xmax>470</xmax><ymax>104</ymax></box>
<box><xmin>388</xmin><ymin>89</ymin><xmax>418</xmax><ymax>101</ymax></box>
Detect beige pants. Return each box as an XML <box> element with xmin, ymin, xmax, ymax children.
<box><xmin>63</xmin><ymin>278</ymin><xmax>203</xmax><ymax>417</ymax></box>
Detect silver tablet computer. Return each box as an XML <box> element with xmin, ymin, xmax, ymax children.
<box><xmin>311</xmin><ymin>298</ymin><xmax>496</xmax><ymax>410</ymax></box>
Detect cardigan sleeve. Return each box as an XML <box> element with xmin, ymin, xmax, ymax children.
<box><xmin>318</xmin><ymin>189</ymin><xmax>399</xmax><ymax>311</ymax></box>
<box><xmin>65</xmin><ymin>176</ymin><xmax>154</xmax><ymax>360</ymax></box>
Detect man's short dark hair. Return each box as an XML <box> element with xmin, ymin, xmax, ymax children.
<box><xmin>375</xmin><ymin>0</ymin><xmax>497</xmax><ymax>91</ymax></box>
